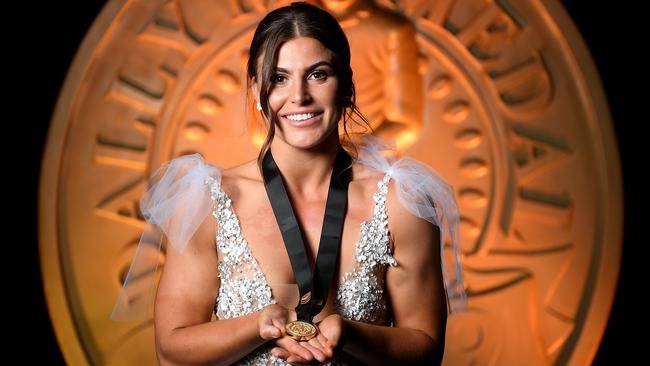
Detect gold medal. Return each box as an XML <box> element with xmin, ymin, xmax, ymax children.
<box><xmin>285</xmin><ymin>320</ymin><xmax>319</xmax><ymax>341</ymax></box>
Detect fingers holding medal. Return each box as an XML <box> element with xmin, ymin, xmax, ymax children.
<box><xmin>286</xmin><ymin>320</ymin><xmax>319</xmax><ymax>341</ymax></box>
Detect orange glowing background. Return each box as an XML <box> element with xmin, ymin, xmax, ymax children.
<box><xmin>11</xmin><ymin>0</ymin><xmax>641</xmax><ymax>364</ymax></box>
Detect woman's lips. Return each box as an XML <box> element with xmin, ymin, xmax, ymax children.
<box><xmin>282</xmin><ymin>112</ymin><xmax>324</xmax><ymax>127</ymax></box>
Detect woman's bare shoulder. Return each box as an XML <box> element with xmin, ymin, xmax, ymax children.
<box><xmin>218</xmin><ymin>159</ymin><xmax>263</xmax><ymax>194</ymax></box>
<box><xmin>384</xmin><ymin>174</ymin><xmax>440</xmax><ymax>250</ymax></box>
<box><xmin>351</xmin><ymin>160</ymin><xmax>379</xmax><ymax>178</ymax></box>
<box><xmin>351</xmin><ymin>160</ymin><xmax>388</xmax><ymax>190</ymax></box>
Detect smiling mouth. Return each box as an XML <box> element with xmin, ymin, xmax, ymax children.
<box><xmin>283</xmin><ymin>111</ymin><xmax>323</xmax><ymax>121</ymax></box>
<box><xmin>282</xmin><ymin>111</ymin><xmax>324</xmax><ymax>127</ymax></box>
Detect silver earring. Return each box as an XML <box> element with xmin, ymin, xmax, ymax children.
<box><xmin>256</xmin><ymin>102</ymin><xmax>262</xmax><ymax>111</ymax></box>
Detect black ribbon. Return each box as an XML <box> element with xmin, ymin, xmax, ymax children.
<box><xmin>261</xmin><ymin>143</ymin><xmax>352</xmax><ymax>323</ymax></box>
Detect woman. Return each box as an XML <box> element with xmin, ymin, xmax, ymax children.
<box><xmin>111</xmin><ymin>2</ymin><xmax>466</xmax><ymax>365</ymax></box>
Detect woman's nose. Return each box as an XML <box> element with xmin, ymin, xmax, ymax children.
<box><xmin>291</xmin><ymin>80</ymin><xmax>310</xmax><ymax>104</ymax></box>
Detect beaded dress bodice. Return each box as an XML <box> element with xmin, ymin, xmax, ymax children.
<box><xmin>203</xmin><ymin>171</ymin><xmax>398</xmax><ymax>366</ymax></box>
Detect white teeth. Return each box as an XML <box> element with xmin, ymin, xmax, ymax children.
<box><xmin>286</xmin><ymin>112</ymin><xmax>316</xmax><ymax>121</ymax></box>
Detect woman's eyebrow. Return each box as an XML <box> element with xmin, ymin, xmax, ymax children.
<box><xmin>273</xmin><ymin>60</ymin><xmax>333</xmax><ymax>73</ymax></box>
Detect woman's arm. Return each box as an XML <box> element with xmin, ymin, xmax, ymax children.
<box><xmin>341</xmin><ymin>178</ymin><xmax>448</xmax><ymax>366</ymax></box>
<box><xmin>270</xmin><ymin>176</ymin><xmax>449</xmax><ymax>365</ymax></box>
<box><xmin>154</xmin><ymin>212</ymin><xmax>267</xmax><ymax>366</ymax></box>
<box><xmin>154</xmin><ymin>210</ymin><xmax>266</xmax><ymax>365</ymax></box>
<box><xmin>158</xmin><ymin>313</ymin><xmax>265</xmax><ymax>366</ymax></box>
<box><xmin>155</xmin><ymin>210</ymin><xmax>325</xmax><ymax>366</ymax></box>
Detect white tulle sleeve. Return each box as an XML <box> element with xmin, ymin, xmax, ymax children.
<box><xmin>353</xmin><ymin>134</ymin><xmax>468</xmax><ymax>314</ymax></box>
<box><xmin>109</xmin><ymin>153</ymin><xmax>221</xmax><ymax>322</ymax></box>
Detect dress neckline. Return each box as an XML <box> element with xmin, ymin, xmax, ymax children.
<box><xmin>213</xmin><ymin>172</ymin><xmax>391</xmax><ymax>292</ymax></box>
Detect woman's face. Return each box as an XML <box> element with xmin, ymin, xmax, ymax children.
<box><xmin>253</xmin><ymin>36</ymin><xmax>340</xmax><ymax>150</ymax></box>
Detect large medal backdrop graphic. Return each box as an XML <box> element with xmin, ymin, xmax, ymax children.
<box><xmin>39</xmin><ymin>0</ymin><xmax>622</xmax><ymax>365</ymax></box>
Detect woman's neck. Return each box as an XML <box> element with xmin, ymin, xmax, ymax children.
<box><xmin>268</xmin><ymin>133</ymin><xmax>341</xmax><ymax>200</ymax></box>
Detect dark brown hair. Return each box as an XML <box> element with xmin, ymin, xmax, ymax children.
<box><xmin>246</xmin><ymin>1</ymin><xmax>373</xmax><ymax>176</ymax></box>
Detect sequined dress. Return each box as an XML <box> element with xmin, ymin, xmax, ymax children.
<box><xmin>204</xmin><ymin>170</ymin><xmax>398</xmax><ymax>366</ymax></box>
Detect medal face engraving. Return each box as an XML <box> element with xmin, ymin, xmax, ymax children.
<box><xmin>285</xmin><ymin>320</ymin><xmax>318</xmax><ymax>341</ymax></box>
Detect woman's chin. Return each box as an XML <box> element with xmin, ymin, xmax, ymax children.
<box><xmin>274</xmin><ymin>120</ymin><xmax>339</xmax><ymax>148</ymax></box>
<box><xmin>279</xmin><ymin>131</ymin><xmax>334</xmax><ymax>150</ymax></box>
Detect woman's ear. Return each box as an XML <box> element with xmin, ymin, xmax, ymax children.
<box><xmin>251</xmin><ymin>76</ymin><xmax>260</xmax><ymax>105</ymax></box>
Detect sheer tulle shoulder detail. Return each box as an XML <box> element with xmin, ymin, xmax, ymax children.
<box><xmin>352</xmin><ymin>134</ymin><xmax>468</xmax><ymax>314</ymax></box>
<box><xmin>110</xmin><ymin>153</ymin><xmax>221</xmax><ymax>322</ymax></box>
<box><xmin>140</xmin><ymin>154</ymin><xmax>221</xmax><ymax>253</ymax></box>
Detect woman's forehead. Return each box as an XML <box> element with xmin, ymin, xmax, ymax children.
<box><xmin>257</xmin><ymin>37</ymin><xmax>334</xmax><ymax>72</ymax></box>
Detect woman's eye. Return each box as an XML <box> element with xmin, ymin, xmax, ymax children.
<box><xmin>271</xmin><ymin>75</ymin><xmax>286</xmax><ymax>83</ymax></box>
<box><xmin>310</xmin><ymin>71</ymin><xmax>327</xmax><ymax>79</ymax></box>
<box><xmin>271</xmin><ymin>71</ymin><xmax>327</xmax><ymax>83</ymax></box>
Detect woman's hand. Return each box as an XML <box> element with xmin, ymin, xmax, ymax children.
<box><xmin>258</xmin><ymin>304</ymin><xmax>289</xmax><ymax>341</ymax></box>
<box><xmin>270</xmin><ymin>313</ymin><xmax>346</xmax><ymax>365</ymax></box>
<box><xmin>259</xmin><ymin>304</ymin><xmax>332</xmax><ymax>364</ymax></box>
<box><xmin>315</xmin><ymin>314</ymin><xmax>346</xmax><ymax>354</ymax></box>
<box><xmin>272</xmin><ymin>329</ymin><xmax>333</xmax><ymax>365</ymax></box>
